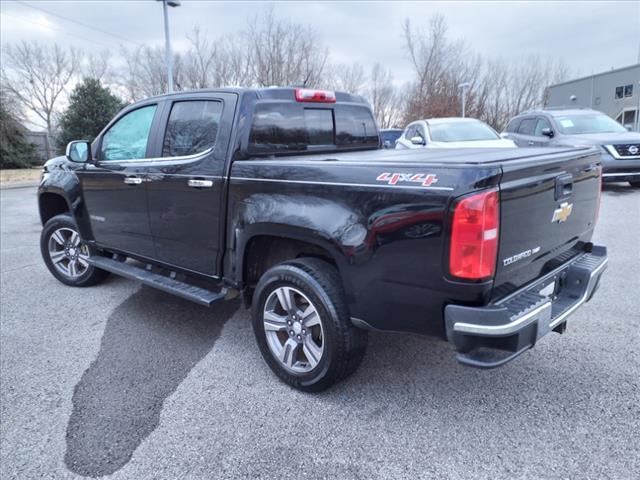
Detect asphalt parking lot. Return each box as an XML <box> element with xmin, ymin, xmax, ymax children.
<box><xmin>1</xmin><ymin>184</ymin><xmax>639</xmax><ymax>479</ymax></box>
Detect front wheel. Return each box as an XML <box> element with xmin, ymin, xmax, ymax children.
<box><xmin>40</xmin><ymin>214</ymin><xmax>109</xmax><ymax>287</ymax></box>
<box><xmin>251</xmin><ymin>258</ymin><xmax>367</xmax><ymax>392</ymax></box>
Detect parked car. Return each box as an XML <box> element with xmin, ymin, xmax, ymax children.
<box><xmin>38</xmin><ymin>88</ymin><xmax>607</xmax><ymax>391</ymax></box>
<box><xmin>503</xmin><ymin>108</ymin><xmax>640</xmax><ymax>187</ymax></box>
<box><xmin>396</xmin><ymin>117</ymin><xmax>516</xmax><ymax>149</ymax></box>
<box><xmin>380</xmin><ymin>128</ymin><xmax>403</xmax><ymax>149</ymax></box>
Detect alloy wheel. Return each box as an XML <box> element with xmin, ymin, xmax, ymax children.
<box><xmin>263</xmin><ymin>286</ymin><xmax>324</xmax><ymax>373</ymax></box>
<box><xmin>47</xmin><ymin>227</ymin><xmax>90</xmax><ymax>279</ymax></box>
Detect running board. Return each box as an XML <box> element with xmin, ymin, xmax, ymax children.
<box><xmin>87</xmin><ymin>256</ymin><xmax>228</xmax><ymax>307</ymax></box>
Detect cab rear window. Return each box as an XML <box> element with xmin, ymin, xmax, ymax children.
<box><xmin>248</xmin><ymin>103</ymin><xmax>378</xmax><ymax>155</ymax></box>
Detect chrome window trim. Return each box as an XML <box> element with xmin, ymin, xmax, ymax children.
<box><xmin>97</xmin><ymin>147</ymin><xmax>214</xmax><ymax>165</ymax></box>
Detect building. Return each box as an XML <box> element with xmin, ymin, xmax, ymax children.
<box><xmin>545</xmin><ymin>64</ymin><xmax>640</xmax><ymax>131</ymax></box>
<box><xmin>24</xmin><ymin>130</ymin><xmax>55</xmax><ymax>162</ymax></box>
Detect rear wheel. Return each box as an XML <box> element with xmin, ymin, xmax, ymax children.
<box><xmin>251</xmin><ymin>258</ymin><xmax>367</xmax><ymax>392</ymax></box>
<box><xmin>40</xmin><ymin>214</ymin><xmax>109</xmax><ymax>287</ymax></box>
<box><xmin>629</xmin><ymin>181</ymin><xmax>640</xmax><ymax>188</ymax></box>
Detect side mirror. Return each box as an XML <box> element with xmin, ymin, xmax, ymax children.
<box><xmin>66</xmin><ymin>141</ymin><xmax>92</xmax><ymax>163</ymax></box>
<box><xmin>410</xmin><ymin>135</ymin><xmax>425</xmax><ymax>146</ymax></box>
<box><xmin>541</xmin><ymin>128</ymin><xmax>554</xmax><ymax>138</ymax></box>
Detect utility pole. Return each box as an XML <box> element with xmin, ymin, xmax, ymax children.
<box><xmin>458</xmin><ymin>82</ymin><xmax>471</xmax><ymax>118</ymax></box>
<box><xmin>157</xmin><ymin>0</ymin><xmax>181</xmax><ymax>93</ymax></box>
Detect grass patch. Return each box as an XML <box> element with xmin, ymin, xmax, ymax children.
<box><xmin>0</xmin><ymin>168</ymin><xmax>42</xmax><ymax>185</ymax></box>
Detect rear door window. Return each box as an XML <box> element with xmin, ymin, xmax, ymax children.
<box><xmin>162</xmin><ymin>100</ymin><xmax>223</xmax><ymax>157</ymax></box>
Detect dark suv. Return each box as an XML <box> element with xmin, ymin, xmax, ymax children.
<box><xmin>503</xmin><ymin>108</ymin><xmax>640</xmax><ymax>187</ymax></box>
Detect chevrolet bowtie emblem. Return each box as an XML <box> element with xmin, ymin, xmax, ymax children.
<box><xmin>552</xmin><ymin>202</ymin><xmax>573</xmax><ymax>223</ymax></box>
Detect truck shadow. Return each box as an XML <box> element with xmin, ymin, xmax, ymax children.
<box><xmin>602</xmin><ymin>183</ymin><xmax>638</xmax><ymax>196</ymax></box>
<box><xmin>64</xmin><ymin>286</ymin><xmax>239</xmax><ymax>477</ymax></box>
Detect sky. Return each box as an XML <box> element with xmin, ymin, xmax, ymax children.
<box><xmin>2</xmin><ymin>0</ymin><xmax>639</xmax><ymax>75</ymax></box>
<box><xmin>1</xmin><ymin>0</ymin><xmax>639</xmax><ymax>130</ymax></box>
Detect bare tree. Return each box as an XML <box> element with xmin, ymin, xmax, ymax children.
<box><xmin>118</xmin><ymin>45</ymin><xmax>183</xmax><ymax>101</ymax></box>
<box><xmin>1</xmin><ymin>41</ymin><xmax>82</xmax><ymax>134</ymax></box>
<box><xmin>246</xmin><ymin>7</ymin><xmax>328</xmax><ymax>87</ymax></box>
<box><xmin>403</xmin><ymin>14</ymin><xmax>480</xmax><ymax>122</ymax></box>
<box><xmin>181</xmin><ymin>28</ymin><xmax>252</xmax><ymax>89</ymax></box>
<box><xmin>368</xmin><ymin>63</ymin><xmax>403</xmax><ymax>128</ymax></box>
<box><xmin>402</xmin><ymin>15</ymin><xmax>570</xmax><ymax>130</ymax></box>
<box><xmin>182</xmin><ymin>27</ymin><xmax>217</xmax><ymax>89</ymax></box>
<box><xmin>85</xmin><ymin>50</ymin><xmax>112</xmax><ymax>81</ymax></box>
<box><xmin>325</xmin><ymin>62</ymin><xmax>366</xmax><ymax>94</ymax></box>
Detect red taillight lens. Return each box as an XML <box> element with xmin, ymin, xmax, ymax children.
<box><xmin>295</xmin><ymin>88</ymin><xmax>336</xmax><ymax>103</ymax></box>
<box><xmin>449</xmin><ymin>189</ymin><xmax>500</xmax><ymax>280</ymax></box>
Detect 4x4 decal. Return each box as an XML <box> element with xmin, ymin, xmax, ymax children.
<box><xmin>376</xmin><ymin>172</ymin><xmax>439</xmax><ymax>187</ymax></box>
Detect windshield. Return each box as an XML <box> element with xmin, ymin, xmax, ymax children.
<box><xmin>428</xmin><ymin>121</ymin><xmax>500</xmax><ymax>142</ymax></box>
<box><xmin>554</xmin><ymin>114</ymin><xmax>626</xmax><ymax>134</ymax></box>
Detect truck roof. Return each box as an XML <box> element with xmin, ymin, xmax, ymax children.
<box><xmin>129</xmin><ymin>87</ymin><xmax>369</xmax><ymax>107</ymax></box>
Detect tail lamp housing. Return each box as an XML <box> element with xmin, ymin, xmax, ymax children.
<box><xmin>295</xmin><ymin>88</ymin><xmax>336</xmax><ymax>103</ymax></box>
<box><xmin>449</xmin><ymin>189</ymin><xmax>500</xmax><ymax>280</ymax></box>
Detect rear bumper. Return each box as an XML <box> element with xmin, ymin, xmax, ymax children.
<box><xmin>445</xmin><ymin>245</ymin><xmax>607</xmax><ymax>368</ymax></box>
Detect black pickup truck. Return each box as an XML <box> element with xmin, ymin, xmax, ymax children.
<box><xmin>38</xmin><ymin>87</ymin><xmax>608</xmax><ymax>391</ymax></box>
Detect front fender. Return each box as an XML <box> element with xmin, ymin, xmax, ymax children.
<box><xmin>38</xmin><ymin>157</ymin><xmax>93</xmax><ymax>239</ymax></box>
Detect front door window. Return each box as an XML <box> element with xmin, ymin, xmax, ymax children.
<box><xmin>101</xmin><ymin>105</ymin><xmax>157</xmax><ymax>161</ymax></box>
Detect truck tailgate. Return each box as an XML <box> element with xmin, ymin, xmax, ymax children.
<box><xmin>494</xmin><ymin>147</ymin><xmax>601</xmax><ymax>293</ymax></box>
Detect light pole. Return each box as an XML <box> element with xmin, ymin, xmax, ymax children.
<box><xmin>157</xmin><ymin>0</ymin><xmax>181</xmax><ymax>93</ymax></box>
<box><xmin>458</xmin><ymin>82</ymin><xmax>471</xmax><ymax>118</ymax></box>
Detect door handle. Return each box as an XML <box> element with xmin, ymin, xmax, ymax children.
<box><xmin>124</xmin><ymin>176</ymin><xmax>143</xmax><ymax>185</ymax></box>
<box><xmin>188</xmin><ymin>179</ymin><xmax>213</xmax><ymax>188</ymax></box>
<box><xmin>528</xmin><ymin>141</ymin><xmax>535</xmax><ymax>146</ymax></box>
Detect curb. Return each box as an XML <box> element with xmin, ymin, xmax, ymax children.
<box><xmin>0</xmin><ymin>181</ymin><xmax>39</xmax><ymax>190</ymax></box>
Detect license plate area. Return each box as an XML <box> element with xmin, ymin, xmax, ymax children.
<box><xmin>539</xmin><ymin>280</ymin><xmax>556</xmax><ymax>299</ymax></box>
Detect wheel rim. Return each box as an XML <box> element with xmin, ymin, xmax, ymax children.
<box><xmin>263</xmin><ymin>286</ymin><xmax>324</xmax><ymax>373</ymax></box>
<box><xmin>47</xmin><ymin>227</ymin><xmax>90</xmax><ymax>279</ymax></box>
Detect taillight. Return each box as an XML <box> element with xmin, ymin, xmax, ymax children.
<box><xmin>295</xmin><ymin>88</ymin><xmax>336</xmax><ymax>103</ymax></box>
<box><xmin>449</xmin><ymin>189</ymin><xmax>500</xmax><ymax>280</ymax></box>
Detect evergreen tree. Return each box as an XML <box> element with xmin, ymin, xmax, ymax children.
<box><xmin>0</xmin><ymin>100</ymin><xmax>40</xmax><ymax>168</ymax></box>
<box><xmin>56</xmin><ymin>78</ymin><xmax>124</xmax><ymax>153</ymax></box>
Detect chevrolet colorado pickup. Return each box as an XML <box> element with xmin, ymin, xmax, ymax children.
<box><xmin>38</xmin><ymin>88</ymin><xmax>608</xmax><ymax>391</ymax></box>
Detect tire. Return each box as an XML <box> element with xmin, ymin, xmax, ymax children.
<box><xmin>629</xmin><ymin>181</ymin><xmax>640</xmax><ymax>188</ymax></box>
<box><xmin>40</xmin><ymin>214</ymin><xmax>109</xmax><ymax>287</ymax></box>
<box><xmin>251</xmin><ymin>257</ymin><xmax>368</xmax><ymax>392</ymax></box>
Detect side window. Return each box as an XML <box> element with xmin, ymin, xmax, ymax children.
<box><xmin>517</xmin><ymin>118</ymin><xmax>536</xmax><ymax>135</ymax></box>
<box><xmin>334</xmin><ymin>105</ymin><xmax>378</xmax><ymax>147</ymax></box>
<box><xmin>162</xmin><ymin>100</ymin><xmax>223</xmax><ymax>157</ymax></box>
<box><xmin>415</xmin><ymin>125</ymin><xmax>427</xmax><ymax>141</ymax></box>
<box><xmin>405</xmin><ymin>125</ymin><xmax>418</xmax><ymax>139</ymax></box>
<box><xmin>101</xmin><ymin>105</ymin><xmax>157</xmax><ymax>161</ymax></box>
<box><xmin>615</xmin><ymin>86</ymin><xmax>623</xmax><ymax>99</ymax></box>
<box><xmin>506</xmin><ymin>118</ymin><xmax>521</xmax><ymax>133</ymax></box>
<box><xmin>624</xmin><ymin>84</ymin><xmax>633</xmax><ymax>97</ymax></box>
<box><xmin>534</xmin><ymin>118</ymin><xmax>551</xmax><ymax>136</ymax></box>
